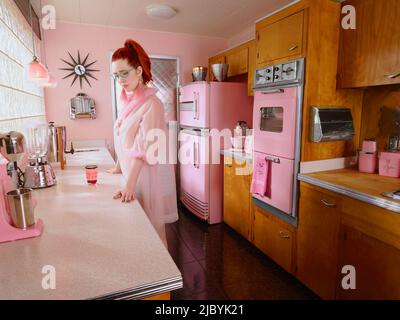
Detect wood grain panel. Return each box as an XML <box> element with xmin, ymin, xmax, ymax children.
<box><xmin>360</xmin><ymin>86</ymin><xmax>400</xmax><ymax>152</ymax></box>
<box><xmin>297</xmin><ymin>184</ymin><xmax>341</xmax><ymax>299</ymax></box>
<box><xmin>339</xmin><ymin>0</ymin><xmax>400</xmax><ymax>88</ymax></box>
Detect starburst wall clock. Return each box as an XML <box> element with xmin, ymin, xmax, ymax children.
<box><xmin>60</xmin><ymin>51</ymin><xmax>100</xmax><ymax>89</ymax></box>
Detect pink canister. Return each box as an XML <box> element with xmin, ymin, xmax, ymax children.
<box><xmin>379</xmin><ymin>152</ymin><xmax>400</xmax><ymax>178</ymax></box>
<box><xmin>358</xmin><ymin>152</ymin><xmax>377</xmax><ymax>173</ymax></box>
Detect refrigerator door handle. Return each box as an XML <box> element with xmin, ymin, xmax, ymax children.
<box><xmin>193</xmin><ymin>92</ymin><xmax>199</xmax><ymax>120</ymax></box>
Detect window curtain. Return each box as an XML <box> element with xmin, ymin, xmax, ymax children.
<box><xmin>0</xmin><ymin>0</ymin><xmax>45</xmax><ymax>134</ymax></box>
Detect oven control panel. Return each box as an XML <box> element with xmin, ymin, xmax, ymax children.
<box><xmin>254</xmin><ymin>59</ymin><xmax>303</xmax><ymax>89</ymax></box>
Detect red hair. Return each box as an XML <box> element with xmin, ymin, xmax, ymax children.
<box><xmin>112</xmin><ymin>39</ymin><xmax>152</xmax><ymax>84</ymax></box>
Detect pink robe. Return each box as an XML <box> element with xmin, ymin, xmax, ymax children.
<box><xmin>114</xmin><ymin>86</ymin><xmax>178</xmax><ymax>245</ymax></box>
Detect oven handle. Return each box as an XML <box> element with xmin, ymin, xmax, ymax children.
<box><xmin>261</xmin><ymin>89</ymin><xmax>284</xmax><ymax>95</ymax></box>
<box><xmin>265</xmin><ymin>155</ymin><xmax>280</xmax><ymax>164</ymax></box>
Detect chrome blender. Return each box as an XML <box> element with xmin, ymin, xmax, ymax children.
<box><xmin>0</xmin><ymin>131</ymin><xmax>25</xmax><ymax>189</ymax></box>
<box><xmin>0</xmin><ymin>131</ymin><xmax>43</xmax><ymax>243</ymax></box>
<box><xmin>24</xmin><ymin>122</ymin><xmax>56</xmax><ymax>189</ymax></box>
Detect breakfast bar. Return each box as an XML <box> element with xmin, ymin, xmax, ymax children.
<box><xmin>0</xmin><ymin>148</ymin><xmax>182</xmax><ymax>300</ymax></box>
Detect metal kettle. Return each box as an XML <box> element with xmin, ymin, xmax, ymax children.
<box><xmin>48</xmin><ymin>122</ymin><xmax>74</xmax><ymax>168</ymax></box>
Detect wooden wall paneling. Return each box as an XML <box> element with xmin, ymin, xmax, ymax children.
<box><xmin>360</xmin><ymin>86</ymin><xmax>400</xmax><ymax>152</ymax></box>
<box><xmin>300</xmin><ymin>0</ymin><xmax>364</xmax><ymax>161</ymax></box>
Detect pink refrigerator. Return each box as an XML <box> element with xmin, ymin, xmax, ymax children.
<box><xmin>179</xmin><ymin>81</ymin><xmax>253</xmax><ymax>224</ymax></box>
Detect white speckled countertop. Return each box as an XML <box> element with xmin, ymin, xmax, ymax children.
<box><xmin>0</xmin><ymin>148</ymin><xmax>182</xmax><ymax>300</ymax></box>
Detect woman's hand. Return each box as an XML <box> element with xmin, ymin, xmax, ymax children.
<box><xmin>113</xmin><ymin>187</ymin><xmax>135</xmax><ymax>203</ymax></box>
<box><xmin>107</xmin><ymin>166</ymin><xmax>122</xmax><ymax>174</ymax></box>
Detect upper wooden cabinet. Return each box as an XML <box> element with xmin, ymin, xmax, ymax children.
<box><xmin>256</xmin><ymin>10</ymin><xmax>305</xmax><ymax>67</ymax></box>
<box><xmin>226</xmin><ymin>46</ymin><xmax>248</xmax><ymax>77</ymax></box>
<box><xmin>208</xmin><ymin>40</ymin><xmax>256</xmax><ymax>96</ymax></box>
<box><xmin>339</xmin><ymin>0</ymin><xmax>400</xmax><ymax>88</ymax></box>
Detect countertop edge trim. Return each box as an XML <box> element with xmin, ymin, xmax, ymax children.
<box><xmin>93</xmin><ymin>276</ymin><xmax>183</xmax><ymax>300</ymax></box>
<box><xmin>298</xmin><ymin>174</ymin><xmax>400</xmax><ymax>214</ymax></box>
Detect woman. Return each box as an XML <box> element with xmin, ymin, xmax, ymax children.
<box><xmin>109</xmin><ymin>39</ymin><xmax>178</xmax><ymax>246</ymax></box>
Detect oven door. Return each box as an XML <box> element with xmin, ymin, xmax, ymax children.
<box><xmin>253</xmin><ymin>86</ymin><xmax>298</xmax><ymax>159</ymax></box>
<box><xmin>179</xmin><ymin>129</ymin><xmax>210</xmax><ymax>220</ymax></box>
<box><xmin>179</xmin><ymin>83</ymin><xmax>209</xmax><ymax>128</ymax></box>
<box><xmin>252</xmin><ymin>151</ymin><xmax>294</xmax><ymax>215</ymax></box>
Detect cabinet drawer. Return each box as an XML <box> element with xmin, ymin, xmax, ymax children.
<box><xmin>253</xmin><ymin>206</ymin><xmax>294</xmax><ymax>273</ymax></box>
<box><xmin>256</xmin><ymin>10</ymin><xmax>304</xmax><ymax>66</ymax></box>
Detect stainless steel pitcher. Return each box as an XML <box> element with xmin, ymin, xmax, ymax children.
<box><xmin>48</xmin><ymin>122</ymin><xmax>74</xmax><ymax>163</ymax></box>
<box><xmin>7</xmin><ymin>188</ymin><xmax>35</xmax><ymax>229</ymax></box>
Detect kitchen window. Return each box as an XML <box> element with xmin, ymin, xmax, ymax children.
<box><xmin>0</xmin><ymin>0</ymin><xmax>45</xmax><ymax>134</ymax></box>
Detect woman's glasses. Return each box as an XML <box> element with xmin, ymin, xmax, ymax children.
<box><xmin>112</xmin><ymin>69</ymin><xmax>134</xmax><ymax>80</ymax></box>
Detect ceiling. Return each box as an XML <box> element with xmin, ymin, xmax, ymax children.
<box><xmin>31</xmin><ymin>0</ymin><xmax>297</xmax><ymax>38</ymax></box>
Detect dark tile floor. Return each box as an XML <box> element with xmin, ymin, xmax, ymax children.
<box><xmin>166</xmin><ymin>204</ymin><xmax>319</xmax><ymax>300</ymax></box>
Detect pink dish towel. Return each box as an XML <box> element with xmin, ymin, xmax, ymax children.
<box><xmin>250</xmin><ymin>155</ymin><xmax>270</xmax><ymax>196</ymax></box>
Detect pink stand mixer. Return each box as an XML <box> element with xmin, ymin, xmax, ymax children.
<box><xmin>0</xmin><ymin>131</ymin><xmax>43</xmax><ymax>243</ymax></box>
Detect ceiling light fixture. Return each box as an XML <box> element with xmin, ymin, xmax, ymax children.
<box><xmin>146</xmin><ymin>4</ymin><xmax>177</xmax><ymax>19</ymax></box>
<box><xmin>27</xmin><ymin>0</ymin><xmax>49</xmax><ymax>83</ymax></box>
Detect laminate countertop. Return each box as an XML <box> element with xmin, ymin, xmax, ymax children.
<box><xmin>0</xmin><ymin>148</ymin><xmax>182</xmax><ymax>300</ymax></box>
<box><xmin>298</xmin><ymin>168</ymin><xmax>400</xmax><ymax>213</ymax></box>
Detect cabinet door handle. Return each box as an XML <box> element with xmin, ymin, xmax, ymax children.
<box><xmin>279</xmin><ymin>231</ymin><xmax>291</xmax><ymax>239</ymax></box>
<box><xmin>385</xmin><ymin>72</ymin><xmax>400</xmax><ymax>79</ymax></box>
<box><xmin>288</xmin><ymin>45</ymin><xmax>298</xmax><ymax>51</ymax></box>
<box><xmin>321</xmin><ymin>199</ymin><xmax>336</xmax><ymax>207</ymax></box>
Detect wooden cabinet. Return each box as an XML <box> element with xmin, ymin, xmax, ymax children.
<box><xmin>256</xmin><ymin>10</ymin><xmax>305</xmax><ymax>67</ymax></box>
<box><xmin>223</xmin><ymin>157</ymin><xmax>252</xmax><ymax>240</ymax></box>
<box><xmin>337</xmin><ymin>225</ymin><xmax>400</xmax><ymax>300</ymax></box>
<box><xmin>339</xmin><ymin>0</ymin><xmax>400</xmax><ymax>88</ymax></box>
<box><xmin>247</xmin><ymin>40</ymin><xmax>256</xmax><ymax>96</ymax></box>
<box><xmin>296</xmin><ymin>183</ymin><xmax>341</xmax><ymax>299</ymax></box>
<box><xmin>208</xmin><ymin>39</ymin><xmax>255</xmax><ymax>96</ymax></box>
<box><xmin>253</xmin><ymin>206</ymin><xmax>295</xmax><ymax>274</ymax></box>
<box><xmin>226</xmin><ymin>46</ymin><xmax>248</xmax><ymax>78</ymax></box>
<box><xmin>296</xmin><ymin>182</ymin><xmax>400</xmax><ymax>300</ymax></box>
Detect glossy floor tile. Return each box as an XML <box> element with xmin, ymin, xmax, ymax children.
<box><xmin>167</xmin><ymin>204</ymin><xmax>319</xmax><ymax>300</ymax></box>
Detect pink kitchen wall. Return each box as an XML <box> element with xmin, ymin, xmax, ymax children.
<box><xmin>43</xmin><ymin>22</ymin><xmax>228</xmax><ymax>151</ymax></box>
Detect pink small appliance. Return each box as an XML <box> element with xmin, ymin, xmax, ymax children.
<box><xmin>358</xmin><ymin>140</ymin><xmax>377</xmax><ymax>173</ymax></box>
<box><xmin>0</xmin><ymin>132</ymin><xmax>43</xmax><ymax>243</ymax></box>
<box><xmin>379</xmin><ymin>152</ymin><xmax>400</xmax><ymax>178</ymax></box>
<box><xmin>179</xmin><ymin>82</ymin><xmax>253</xmax><ymax>224</ymax></box>
<box><xmin>251</xmin><ymin>59</ymin><xmax>305</xmax><ymax>223</ymax></box>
